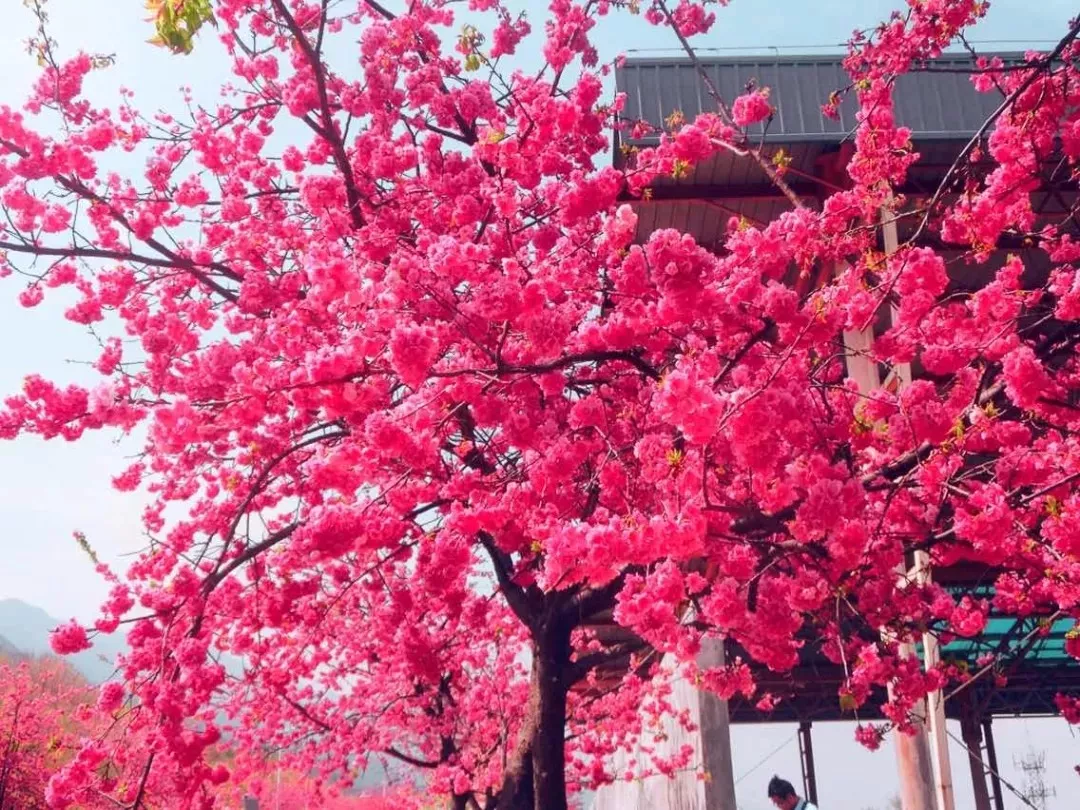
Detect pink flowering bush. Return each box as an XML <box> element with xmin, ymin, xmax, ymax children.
<box><xmin>1</xmin><ymin>0</ymin><xmax>1080</xmax><ymax>809</ymax></box>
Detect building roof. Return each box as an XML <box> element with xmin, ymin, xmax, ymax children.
<box><xmin>615</xmin><ymin>53</ymin><xmax>1020</xmax><ymax>146</ymax></box>
<box><xmin>611</xmin><ymin>53</ymin><xmax>1042</xmax><ymax>251</ymax></box>
<box><xmin>596</xmin><ymin>54</ymin><xmax>1080</xmax><ymax>726</ymax></box>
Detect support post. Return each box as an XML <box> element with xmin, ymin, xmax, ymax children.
<box><xmin>981</xmin><ymin>719</ymin><xmax>1005</xmax><ymax>810</ymax></box>
<box><xmin>884</xmin><ymin>211</ymin><xmax>951</xmax><ymax>810</ymax></box>
<box><xmin>916</xmin><ymin>554</ymin><xmax>955</xmax><ymax>810</ymax></box>
<box><xmin>958</xmin><ymin>697</ymin><xmax>991</xmax><ymax>810</ymax></box>
<box><xmin>892</xmin><ymin>696</ymin><xmax>939</xmax><ymax>810</ymax></box>
<box><xmin>841</xmin><ymin>212</ymin><xmax>937</xmax><ymax>810</ymax></box>
<box><xmin>243</xmin><ymin>798</ymin><xmax>259</xmax><ymax>810</ymax></box>
<box><xmin>699</xmin><ymin>638</ymin><xmax>737</xmax><ymax>810</ymax></box>
<box><xmin>798</xmin><ymin>722</ymin><xmax>818</xmax><ymax>805</ymax></box>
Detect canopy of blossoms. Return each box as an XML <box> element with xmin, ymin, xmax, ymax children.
<box><xmin>1</xmin><ymin>0</ymin><xmax>1079</xmax><ymax>808</ymax></box>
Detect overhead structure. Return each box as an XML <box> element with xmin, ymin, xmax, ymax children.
<box><xmin>590</xmin><ymin>53</ymin><xmax>1080</xmax><ymax>810</ymax></box>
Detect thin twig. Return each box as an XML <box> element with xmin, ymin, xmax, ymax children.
<box><xmin>654</xmin><ymin>0</ymin><xmax>805</xmax><ymax>209</ymax></box>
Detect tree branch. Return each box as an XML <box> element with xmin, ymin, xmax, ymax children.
<box><xmin>270</xmin><ymin>0</ymin><xmax>366</xmax><ymax>230</ymax></box>
<box><xmin>202</xmin><ymin>522</ymin><xmax>300</xmax><ymax>595</ymax></box>
<box><xmin>714</xmin><ymin>319</ymin><xmax>775</xmax><ymax>387</ymax></box>
<box><xmin>384</xmin><ymin>746</ymin><xmax>440</xmax><ymax>769</ymax></box>
<box><xmin>566</xmin><ymin>570</ymin><xmax>637</xmax><ymax>622</ymax></box>
<box><xmin>0</xmin><ymin>135</ymin><xmax>244</xmax><ymax>301</ymax></box>
<box><xmin>0</xmin><ymin>241</ymin><xmax>238</xmax><ymax>303</ymax></box>
<box><xmin>478</xmin><ymin>531</ymin><xmax>536</xmax><ymax>628</ymax></box>
<box><xmin>568</xmin><ymin>639</ymin><xmax>649</xmax><ymax>682</ymax></box>
<box><xmin>434</xmin><ymin>350</ymin><xmax>661</xmax><ymax>382</ymax></box>
<box><xmin>654</xmin><ymin>0</ymin><xmax>805</xmax><ymax>209</ymax></box>
<box><xmin>909</xmin><ymin>18</ymin><xmax>1080</xmax><ymax>244</ymax></box>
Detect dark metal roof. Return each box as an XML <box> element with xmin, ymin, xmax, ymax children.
<box><xmin>617</xmin><ymin>53</ymin><xmax>1022</xmax><ymax>144</ymax></box>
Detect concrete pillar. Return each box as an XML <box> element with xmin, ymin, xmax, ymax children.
<box><xmin>920</xmin><ymin>609</ymin><xmax>955</xmax><ymax>810</ymax></box>
<box><xmin>699</xmin><ymin>638</ymin><xmax>737</xmax><ymax>810</ymax></box>
<box><xmin>590</xmin><ymin>655</ymin><xmax>710</xmax><ymax>810</ymax></box>
<box><xmin>905</xmin><ymin>551</ymin><xmax>954</xmax><ymax>810</ymax></box>
<box><xmin>843</xmin><ymin>213</ymin><xmax>936</xmax><ymax>810</ymax></box>
<box><xmin>892</xmin><ymin>693</ymin><xmax>938</xmax><ymax>810</ymax></box>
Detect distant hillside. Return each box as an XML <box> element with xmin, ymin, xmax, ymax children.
<box><xmin>0</xmin><ymin>632</ymin><xmax>23</xmax><ymax>659</ymax></box>
<box><xmin>0</xmin><ymin>598</ymin><xmax>125</xmax><ymax>683</ymax></box>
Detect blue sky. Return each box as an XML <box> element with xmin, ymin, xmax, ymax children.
<box><xmin>0</xmin><ymin>1</ymin><xmax>1078</xmax><ymax>808</ymax></box>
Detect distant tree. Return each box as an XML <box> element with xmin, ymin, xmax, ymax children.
<box><xmin>218</xmin><ymin>767</ymin><xmax>425</xmax><ymax>809</ymax></box>
<box><xmin>0</xmin><ymin>657</ymin><xmax>170</xmax><ymax>809</ymax></box>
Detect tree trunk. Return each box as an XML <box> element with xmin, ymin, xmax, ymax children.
<box><xmin>532</xmin><ymin>620</ymin><xmax>570</xmax><ymax>810</ymax></box>
<box><xmin>497</xmin><ymin>738</ymin><xmax>535</xmax><ymax>810</ymax></box>
<box><xmin>495</xmin><ymin>618</ymin><xmax>571</xmax><ymax>810</ymax></box>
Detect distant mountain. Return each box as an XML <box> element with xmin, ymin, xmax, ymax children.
<box><xmin>0</xmin><ymin>632</ymin><xmax>23</xmax><ymax>658</ymax></box>
<box><xmin>0</xmin><ymin>598</ymin><xmax>125</xmax><ymax>683</ymax></box>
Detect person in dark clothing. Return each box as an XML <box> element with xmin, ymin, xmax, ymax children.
<box><xmin>768</xmin><ymin>775</ymin><xmax>819</xmax><ymax>810</ymax></box>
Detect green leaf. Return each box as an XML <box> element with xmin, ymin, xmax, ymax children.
<box><xmin>147</xmin><ymin>0</ymin><xmax>215</xmax><ymax>55</ymax></box>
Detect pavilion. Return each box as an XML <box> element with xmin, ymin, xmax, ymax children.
<box><xmin>589</xmin><ymin>53</ymin><xmax>1080</xmax><ymax>810</ymax></box>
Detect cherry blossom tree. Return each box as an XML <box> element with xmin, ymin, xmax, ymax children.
<box><xmin>0</xmin><ymin>655</ymin><xmax>172</xmax><ymax>809</ymax></box>
<box><xmin>3</xmin><ymin>0</ymin><xmax>1080</xmax><ymax>809</ymax></box>
<box><xmin>0</xmin><ymin>652</ymin><xmax>402</xmax><ymax>809</ymax></box>
<box><xmin>0</xmin><ymin>658</ymin><xmax>68</xmax><ymax>810</ymax></box>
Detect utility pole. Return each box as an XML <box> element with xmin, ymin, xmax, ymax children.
<box><xmin>1014</xmin><ymin>748</ymin><xmax>1055</xmax><ymax>810</ymax></box>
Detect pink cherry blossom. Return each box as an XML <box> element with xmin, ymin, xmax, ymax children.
<box><xmin>731</xmin><ymin>90</ymin><xmax>773</xmax><ymax>126</ymax></box>
<box><xmin>49</xmin><ymin>620</ymin><xmax>91</xmax><ymax>655</ymax></box>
